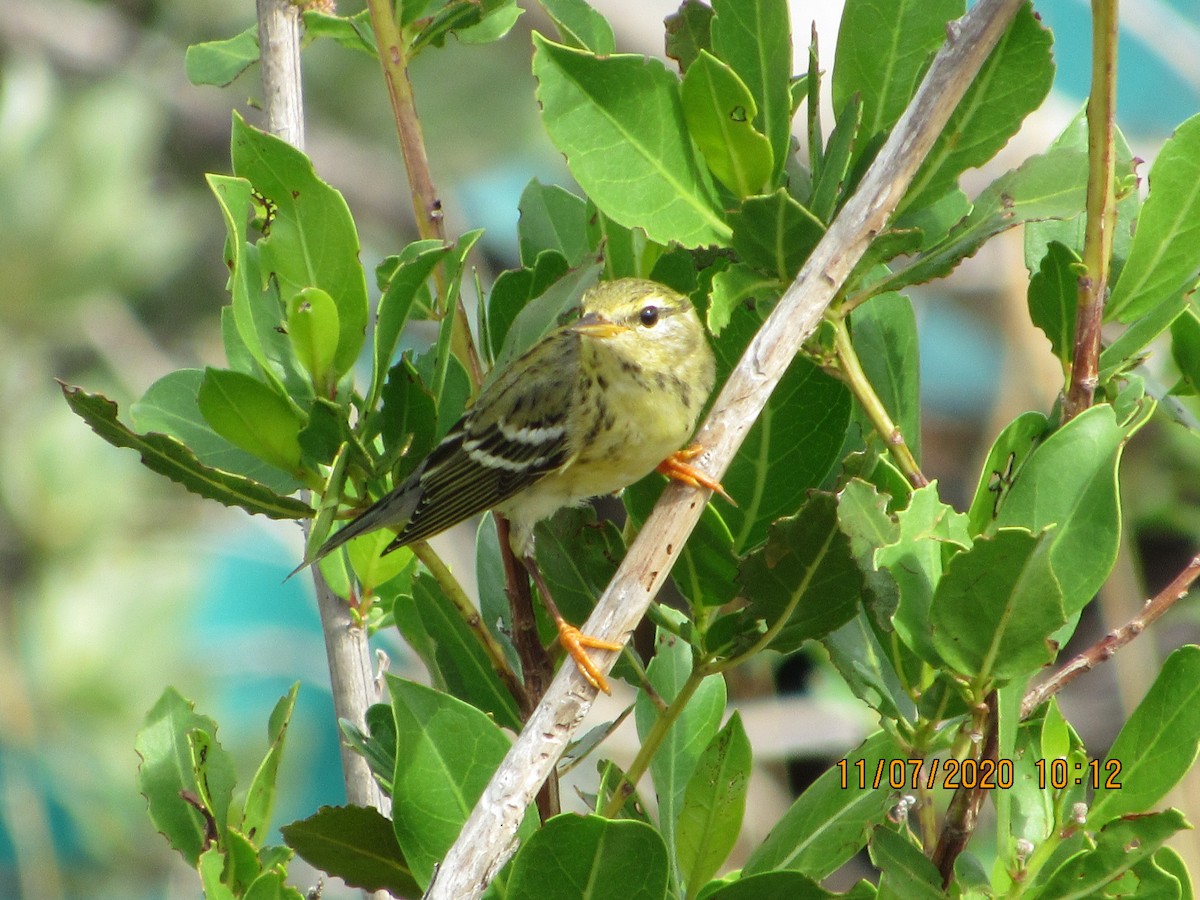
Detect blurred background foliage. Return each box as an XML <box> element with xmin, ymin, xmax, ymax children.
<box><xmin>2</xmin><ymin>0</ymin><xmax>1200</xmax><ymax>897</ymax></box>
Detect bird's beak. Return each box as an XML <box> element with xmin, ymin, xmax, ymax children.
<box><xmin>571</xmin><ymin>312</ymin><xmax>625</xmax><ymax>339</ymax></box>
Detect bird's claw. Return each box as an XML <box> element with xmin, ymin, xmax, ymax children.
<box><xmin>557</xmin><ymin>624</ymin><xmax>622</xmax><ymax>694</ymax></box>
<box><xmin>658</xmin><ymin>445</ymin><xmax>736</xmax><ymax>506</ymax></box>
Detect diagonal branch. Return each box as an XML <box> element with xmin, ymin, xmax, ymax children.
<box><xmin>425</xmin><ymin>0</ymin><xmax>1027</xmax><ymax>896</ymax></box>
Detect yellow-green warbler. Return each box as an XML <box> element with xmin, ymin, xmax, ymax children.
<box><xmin>299</xmin><ymin>278</ymin><xmax>728</xmax><ymax>692</ymax></box>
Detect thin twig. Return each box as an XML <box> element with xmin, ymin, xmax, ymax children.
<box><xmin>1064</xmin><ymin>0</ymin><xmax>1119</xmax><ymax>420</ymax></box>
<box><xmin>363</xmin><ymin>0</ymin><xmax>483</xmax><ymax>387</ymax></box>
<box><xmin>1021</xmin><ymin>554</ymin><xmax>1200</xmax><ymax>718</ymax></box>
<box><xmin>830</xmin><ymin>316</ymin><xmax>928</xmax><ymax>487</ymax></box>
<box><xmin>255</xmin><ymin>0</ymin><xmax>390</xmax><ymax>829</ymax></box>
<box><xmin>932</xmin><ymin>693</ymin><xmax>998</xmax><ymax>885</ymax></box>
<box><xmin>410</xmin><ymin>540</ymin><xmax>531</xmax><ymax>713</ymax></box>
<box><xmin>425</xmin><ymin>2</ymin><xmax>1027</xmax><ymax>896</ymax></box>
<box><xmin>493</xmin><ymin>514</ymin><xmax>559</xmax><ymax>821</ymax></box>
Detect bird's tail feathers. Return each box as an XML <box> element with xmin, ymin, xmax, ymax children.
<box><xmin>285</xmin><ymin>483</ymin><xmax>420</xmax><ymax>580</ymax></box>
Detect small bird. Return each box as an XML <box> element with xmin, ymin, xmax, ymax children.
<box><xmin>299</xmin><ymin>278</ymin><xmax>727</xmax><ymax>692</ymax></box>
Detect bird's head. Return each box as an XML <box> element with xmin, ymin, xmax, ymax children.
<box><xmin>570</xmin><ymin>279</ymin><xmax>707</xmax><ymax>362</ymax></box>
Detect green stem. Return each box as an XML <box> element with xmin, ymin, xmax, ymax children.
<box><xmin>1063</xmin><ymin>0</ymin><xmax>1118</xmax><ymax>420</ymax></box>
<box><xmin>410</xmin><ymin>541</ymin><xmax>529</xmax><ymax>711</ymax></box>
<box><xmin>364</xmin><ymin>0</ymin><xmax>483</xmax><ymax>389</ymax></box>
<box><xmin>830</xmin><ymin>316</ymin><xmax>928</xmax><ymax>488</ymax></box>
<box><xmin>600</xmin><ymin>669</ymin><xmax>706</xmax><ymax>819</ymax></box>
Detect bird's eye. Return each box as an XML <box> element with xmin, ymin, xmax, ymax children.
<box><xmin>639</xmin><ymin>305</ymin><xmax>660</xmax><ymax>327</ymax></box>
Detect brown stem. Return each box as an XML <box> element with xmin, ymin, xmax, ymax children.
<box><xmin>494</xmin><ymin>514</ymin><xmax>559</xmax><ymax>821</ymax></box>
<box><xmin>932</xmin><ymin>693</ymin><xmax>998</xmax><ymax>885</ymax></box>
<box><xmin>1022</xmin><ymin>554</ymin><xmax>1200</xmax><ymax>718</ymax></box>
<box><xmin>363</xmin><ymin>0</ymin><xmax>483</xmax><ymax>387</ymax></box>
<box><xmin>1064</xmin><ymin>0</ymin><xmax>1119</xmax><ymax>420</ymax></box>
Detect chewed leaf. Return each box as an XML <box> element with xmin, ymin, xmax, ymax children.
<box><xmin>60</xmin><ymin>381</ymin><xmax>311</xmax><ymax>520</ymax></box>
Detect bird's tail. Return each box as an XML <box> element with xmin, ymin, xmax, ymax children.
<box><xmin>285</xmin><ymin>480</ymin><xmax>421</xmax><ymax>580</ymax></box>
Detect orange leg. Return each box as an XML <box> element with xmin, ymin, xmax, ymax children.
<box><xmin>657</xmin><ymin>444</ymin><xmax>735</xmax><ymax>506</ymax></box>
<box><xmin>522</xmin><ymin>553</ymin><xmax>622</xmax><ymax>694</ymax></box>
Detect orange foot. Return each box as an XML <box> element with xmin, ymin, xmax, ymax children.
<box><xmin>557</xmin><ymin>623</ymin><xmax>623</xmax><ymax>695</ymax></box>
<box><xmin>658</xmin><ymin>444</ymin><xmax>736</xmax><ymax>506</ymax></box>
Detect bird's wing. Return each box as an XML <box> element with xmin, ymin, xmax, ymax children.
<box><xmin>383</xmin><ymin>331</ymin><xmax>581</xmax><ymax>550</ymax></box>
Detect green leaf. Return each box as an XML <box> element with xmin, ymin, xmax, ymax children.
<box><xmin>743</xmin><ymin>730</ymin><xmax>901</xmax><ymax>879</ymax></box>
<box><xmin>902</xmin><ymin>0</ymin><xmax>1051</xmax><ymax>206</ymax></box>
<box><xmin>136</xmin><ymin>688</ymin><xmax>236</xmax><ymax>866</ymax></box>
<box><xmin>929</xmin><ymin>528</ymin><xmax>1064</xmax><ymax>683</ymax></box>
<box><xmin>489</xmin><ymin>261</ymin><xmax>601</xmax><ymax>374</ymax></box>
<box><xmin>682</xmin><ymin>51</ymin><xmax>774</xmax><ymax>197</ymax></box>
<box><xmin>1099</xmin><ymin>292</ymin><xmax>1189</xmax><ymax>383</ymax></box>
<box><xmin>1090</xmin><ymin>646</ymin><xmax>1200</xmax><ymax>824</ymax></box>
<box><xmin>369</xmin><ymin>240</ymin><xmax>452</xmax><ymax>410</ymax></box>
<box><xmin>506</xmin><ymin>815</ymin><xmax>668</xmax><ymax>900</ymax></box>
<box><xmin>231</xmin><ymin>113</ymin><xmax>369</xmax><ymax>377</ymax></box>
<box><xmin>207</xmin><ymin>174</ymin><xmax>292</xmax><ymax>387</ymax></box>
<box><xmin>302</xmin><ymin>10</ymin><xmax>377</xmax><ymax>56</ymax></box>
<box><xmin>851</xmin><ymin>292</ymin><xmax>922</xmax><ymax>464</ymax></box>
<box><xmin>534</xmin><ymin>507</ymin><xmax>624</xmax><ymax>637</ymax></box>
<box><xmin>701</xmin><ymin>871</ymin><xmax>839</xmax><ymax>900</ymax></box>
<box><xmin>377</xmin><ymin>356</ymin><xmax>439</xmax><ymax>484</ymax></box>
<box><xmin>532</xmin><ymin>33</ymin><xmax>730</xmax><ymax>247</ymax></box>
<box><xmin>282</xmin><ymin>804</ymin><xmax>421</xmax><ymax>898</ymax></box>
<box><xmin>536</xmin><ymin>0</ymin><xmax>615</xmax><ymax>54</ymax></box>
<box><xmin>185</xmin><ymin>27</ymin><xmax>259</xmax><ymax>87</ymax></box>
<box><xmin>222</xmin><ymin>827</ymin><xmax>263</xmax><ymax>894</ymax></box>
<box><xmin>730</xmin><ymin>190</ymin><xmax>824</xmax><ymax>281</ymax></box>
<box><xmin>635</xmin><ymin>627</ymin><xmax>727</xmax><ymax>878</ymax></box>
<box><xmin>61</xmin><ymin>382</ymin><xmax>311</xmax><ymax>520</ymax></box>
<box><xmin>517</xmin><ymin>179</ymin><xmax>591</xmax><ymax>268</ymax></box>
<box><xmin>901</xmin><ymin>2</ymin><xmax>1054</xmax><ymax>215</ymax></box>
<box><xmin>1028</xmin><ymin>241</ymin><xmax>1082</xmax><ymax>376</ymax></box>
<box><xmin>964</xmin><ymin>410</ymin><xmax>1047</xmax><ymax>536</ymax></box>
<box><xmin>198</xmin><ymin>846</ymin><xmax>237</xmax><ymax>900</ymax></box>
<box><xmin>1107</xmin><ymin>113</ymin><xmax>1200</xmax><ymax>322</ymax></box>
<box><xmin>1032</xmin><ymin>810</ymin><xmax>1190</xmax><ymax>900</ymax></box>
<box><xmin>131</xmin><ymin>369</ymin><xmax>303</xmax><ymax>495</ymax></box>
<box><xmin>388</xmin><ymin>676</ymin><xmax>527</xmax><ymax>888</ymax></box>
<box><xmin>710</xmin><ymin>0</ymin><xmax>792</xmax><ymax>184</ymax></box>
<box><xmin>393</xmin><ymin>573</ymin><xmax>522</xmax><ymax>732</ymax></box>
<box><xmin>586</xmin><ymin>202</ymin><xmax>664</xmax><ymax>280</ymax></box>
<box><xmin>1172</xmin><ymin>306</ymin><xmax>1200</xmax><ymax>395</ymax></box>
<box><xmin>989</xmin><ymin>404</ymin><xmax>1145</xmax><ymax>616</ymax></box>
<box><xmin>287</xmin><ymin>287</ymin><xmax>340</xmax><ymax>392</ymax></box>
<box><xmin>714</xmin><ymin>307</ymin><xmax>851</xmax><ymax>552</ymax></box>
<box><xmin>832</xmin><ymin>0</ymin><xmax>963</xmax><ymax>146</ymax></box>
<box><xmin>455</xmin><ymin>2</ymin><xmax>523</xmax><ymax>44</ymax></box>
<box><xmin>809</xmin><ymin>94</ymin><xmax>862</xmax><ymax>223</ymax></box>
<box><xmin>623</xmin><ymin>475</ymin><xmax>739</xmax><ymax>609</ymax></box>
<box><xmin>733</xmin><ymin>492</ymin><xmax>863</xmax><ymax>654</ymax></box>
<box><xmin>823</xmin><ymin>610</ymin><xmax>916</xmax><ymax>725</ymax></box>
<box><xmin>665</xmin><ymin>0</ymin><xmax>714</xmax><ymax>73</ymax></box>
<box><xmin>241</xmin><ymin>684</ymin><xmax>300</xmax><ymax>848</ymax></box>
<box><xmin>707</xmin><ymin>262</ymin><xmax>780</xmax><ymax>336</ymax></box>
<box><xmin>1007</xmin><ymin>722</ymin><xmax>1054</xmax><ymax>848</ymax></box>
<box><xmin>677</xmin><ymin>713</ymin><xmax>752</xmax><ymax>892</ymax></box>
<box><xmin>485</xmin><ymin>251</ymin><xmax>572</xmax><ymax>360</ymax></box>
<box><xmin>198</xmin><ymin>368</ymin><xmax>305</xmax><ymax>473</ymax></box>
<box><xmin>884</xmin><ymin>147</ymin><xmax>1089</xmax><ymax>293</ymax></box>
<box><xmin>870</xmin><ymin>827</ymin><xmax>943</xmax><ymax>900</ymax></box>
<box><xmin>1141</xmin><ymin>848</ymin><xmax>1194</xmax><ymax>900</ymax></box>
<box><xmin>347</xmin><ymin>534</ymin><xmax>414</xmax><ymax>595</ymax></box>
<box><xmin>873</xmin><ymin>483</ymin><xmax>970</xmax><ymax>666</ymax></box>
